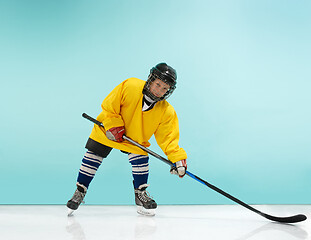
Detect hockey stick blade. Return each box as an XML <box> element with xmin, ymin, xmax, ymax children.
<box><xmin>260</xmin><ymin>213</ymin><xmax>307</xmax><ymax>224</ymax></box>
<box><xmin>82</xmin><ymin>113</ymin><xmax>307</xmax><ymax>223</ymax></box>
<box><xmin>186</xmin><ymin>172</ymin><xmax>307</xmax><ymax>223</ymax></box>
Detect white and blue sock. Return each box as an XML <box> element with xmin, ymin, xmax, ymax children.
<box><xmin>77</xmin><ymin>151</ymin><xmax>103</xmax><ymax>188</ymax></box>
<box><xmin>128</xmin><ymin>153</ymin><xmax>149</xmax><ymax>189</ymax></box>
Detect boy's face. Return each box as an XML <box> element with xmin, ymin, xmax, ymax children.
<box><xmin>149</xmin><ymin>79</ymin><xmax>170</xmax><ymax>98</ymax></box>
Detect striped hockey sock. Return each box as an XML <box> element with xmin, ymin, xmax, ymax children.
<box><xmin>77</xmin><ymin>150</ymin><xmax>103</xmax><ymax>188</ymax></box>
<box><xmin>128</xmin><ymin>153</ymin><xmax>149</xmax><ymax>189</ymax></box>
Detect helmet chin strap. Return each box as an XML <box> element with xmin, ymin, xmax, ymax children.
<box><xmin>144</xmin><ymin>94</ymin><xmax>156</xmax><ymax>103</ymax></box>
<box><xmin>142</xmin><ymin>94</ymin><xmax>157</xmax><ymax>112</ymax></box>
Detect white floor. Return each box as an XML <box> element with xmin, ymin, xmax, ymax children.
<box><xmin>0</xmin><ymin>205</ymin><xmax>310</xmax><ymax>240</ymax></box>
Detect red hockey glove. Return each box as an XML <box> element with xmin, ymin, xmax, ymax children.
<box><xmin>106</xmin><ymin>126</ymin><xmax>125</xmax><ymax>142</ymax></box>
<box><xmin>170</xmin><ymin>159</ymin><xmax>187</xmax><ymax>178</ymax></box>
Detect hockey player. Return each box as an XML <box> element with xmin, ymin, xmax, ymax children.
<box><xmin>67</xmin><ymin>63</ymin><xmax>187</xmax><ymax>216</ymax></box>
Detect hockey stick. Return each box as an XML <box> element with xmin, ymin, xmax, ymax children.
<box><xmin>82</xmin><ymin>113</ymin><xmax>307</xmax><ymax>223</ymax></box>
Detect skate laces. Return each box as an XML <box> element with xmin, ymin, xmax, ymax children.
<box><xmin>139</xmin><ymin>189</ymin><xmax>154</xmax><ymax>202</ymax></box>
<box><xmin>72</xmin><ymin>189</ymin><xmax>86</xmax><ymax>204</ymax></box>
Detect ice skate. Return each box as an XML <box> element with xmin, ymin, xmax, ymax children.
<box><xmin>134</xmin><ymin>183</ymin><xmax>157</xmax><ymax>216</ymax></box>
<box><xmin>67</xmin><ymin>183</ymin><xmax>87</xmax><ymax>216</ymax></box>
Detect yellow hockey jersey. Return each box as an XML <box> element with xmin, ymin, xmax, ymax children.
<box><xmin>89</xmin><ymin>77</ymin><xmax>187</xmax><ymax>163</ymax></box>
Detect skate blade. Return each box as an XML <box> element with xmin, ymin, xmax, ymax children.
<box><xmin>67</xmin><ymin>208</ymin><xmax>75</xmax><ymax>216</ymax></box>
<box><xmin>137</xmin><ymin>206</ymin><xmax>155</xmax><ymax>216</ymax></box>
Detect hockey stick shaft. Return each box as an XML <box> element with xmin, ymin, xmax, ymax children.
<box><xmin>82</xmin><ymin>113</ymin><xmax>173</xmax><ymax>166</ymax></box>
<box><xmin>82</xmin><ymin>113</ymin><xmax>307</xmax><ymax>223</ymax></box>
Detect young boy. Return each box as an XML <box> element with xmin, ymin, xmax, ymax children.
<box><xmin>67</xmin><ymin>63</ymin><xmax>187</xmax><ymax>216</ymax></box>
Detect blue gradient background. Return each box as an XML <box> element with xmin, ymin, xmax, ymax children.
<box><xmin>0</xmin><ymin>0</ymin><xmax>310</xmax><ymax>205</ymax></box>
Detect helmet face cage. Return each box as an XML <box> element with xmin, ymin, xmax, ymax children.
<box><xmin>143</xmin><ymin>64</ymin><xmax>177</xmax><ymax>102</ymax></box>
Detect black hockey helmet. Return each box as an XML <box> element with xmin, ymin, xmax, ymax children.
<box><xmin>143</xmin><ymin>63</ymin><xmax>177</xmax><ymax>101</ymax></box>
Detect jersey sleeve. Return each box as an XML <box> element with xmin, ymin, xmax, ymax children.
<box><xmin>96</xmin><ymin>81</ymin><xmax>126</xmax><ymax>130</ymax></box>
<box><xmin>154</xmin><ymin>104</ymin><xmax>187</xmax><ymax>163</ymax></box>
